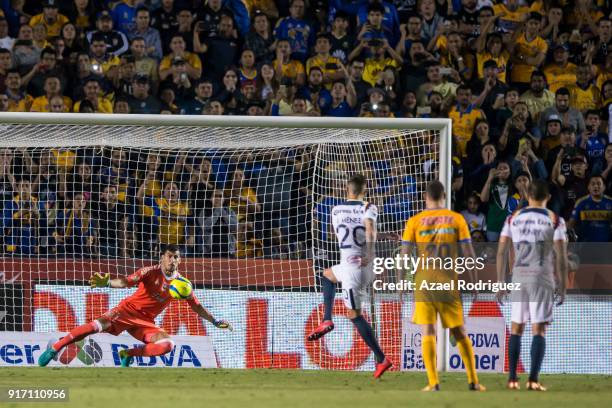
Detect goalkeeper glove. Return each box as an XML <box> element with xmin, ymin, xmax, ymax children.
<box><xmin>213</xmin><ymin>319</ymin><xmax>233</xmax><ymax>331</ymax></box>
<box><xmin>90</xmin><ymin>273</ymin><xmax>110</xmax><ymax>288</ymax></box>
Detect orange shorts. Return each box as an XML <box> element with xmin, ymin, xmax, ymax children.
<box><xmin>99</xmin><ymin>306</ymin><xmax>165</xmax><ymax>343</ymax></box>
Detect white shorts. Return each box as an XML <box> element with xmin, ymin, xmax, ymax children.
<box><xmin>510</xmin><ymin>284</ymin><xmax>554</xmax><ymax>324</ymax></box>
<box><xmin>331</xmin><ymin>260</ymin><xmax>372</xmax><ymax>310</ymax></box>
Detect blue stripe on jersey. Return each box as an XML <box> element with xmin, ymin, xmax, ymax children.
<box><xmin>343</xmin><ymin>200</ymin><xmax>364</xmax><ymax>206</ymax></box>
<box><xmin>458</xmin><ymin>238</ymin><xmax>472</xmax><ymax>243</ymax></box>
<box><xmin>401</xmin><ymin>240</ymin><xmax>413</xmax><ymax>245</ymax></box>
<box><xmin>519</xmin><ymin>208</ymin><xmax>549</xmax><ymax>216</ymax></box>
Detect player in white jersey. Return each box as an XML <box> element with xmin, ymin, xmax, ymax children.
<box><xmin>307</xmin><ymin>174</ymin><xmax>392</xmax><ymax>378</ymax></box>
<box><xmin>496</xmin><ymin>180</ymin><xmax>568</xmax><ymax>391</ymax></box>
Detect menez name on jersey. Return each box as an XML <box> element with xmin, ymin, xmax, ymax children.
<box><xmin>372</xmin><ymin>279</ymin><xmax>521</xmax><ymax>293</ymax></box>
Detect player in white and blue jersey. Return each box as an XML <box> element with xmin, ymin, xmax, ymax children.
<box><xmin>496</xmin><ymin>179</ymin><xmax>568</xmax><ymax>391</ymax></box>
<box><xmin>307</xmin><ymin>174</ymin><xmax>392</xmax><ymax>378</ymax></box>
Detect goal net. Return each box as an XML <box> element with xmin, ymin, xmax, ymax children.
<box><xmin>0</xmin><ymin>114</ymin><xmax>449</xmax><ymax>370</ymax></box>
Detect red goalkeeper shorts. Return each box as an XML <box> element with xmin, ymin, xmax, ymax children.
<box><xmin>99</xmin><ymin>306</ymin><xmax>165</xmax><ymax>343</ymax></box>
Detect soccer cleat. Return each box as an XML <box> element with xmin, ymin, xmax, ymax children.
<box><xmin>119</xmin><ymin>349</ymin><xmax>134</xmax><ymax>368</ymax></box>
<box><xmin>421</xmin><ymin>384</ymin><xmax>440</xmax><ymax>392</ymax></box>
<box><xmin>507</xmin><ymin>380</ymin><xmax>520</xmax><ymax>390</ymax></box>
<box><xmin>37</xmin><ymin>347</ymin><xmax>57</xmax><ymax>367</ymax></box>
<box><xmin>307</xmin><ymin>320</ymin><xmax>334</xmax><ymax>341</ymax></box>
<box><xmin>469</xmin><ymin>383</ymin><xmax>486</xmax><ymax>391</ymax></box>
<box><xmin>526</xmin><ymin>381</ymin><xmax>547</xmax><ymax>391</ymax></box>
<box><xmin>373</xmin><ymin>358</ymin><xmax>393</xmax><ymax>379</ymax></box>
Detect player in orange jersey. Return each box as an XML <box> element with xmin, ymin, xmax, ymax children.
<box><xmin>38</xmin><ymin>244</ymin><xmax>232</xmax><ymax>367</ymax></box>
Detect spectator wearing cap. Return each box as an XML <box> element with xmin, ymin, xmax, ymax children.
<box><xmin>111</xmin><ymin>0</ymin><xmax>139</xmax><ymax>34</ymax></box>
<box><xmin>160</xmin><ymin>34</ymin><xmax>202</xmax><ymax>81</ymax></box>
<box><xmin>29</xmin><ymin>75</ymin><xmax>72</xmax><ymax>112</ymax></box>
<box><xmin>128</xmin><ymin>74</ymin><xmax>162</xmax><ymax>114</ymax></box>
<box><xmin>88</xmin><ymin>33</ymin><xmax>121</xmax><ymax>80</ymax></box>
<box><xmin>472</xmin><ymin>59</ymin><xmax>508</xmax><ymax>120</ymax></box>
<box><xmin>87</xmin><ymin>11</ymin><xmax>129</xmax><ymax>56</ymax></box>
<box><xmin>539</xmin><ymin>87</ymin><xmax>586</xmax><ymax>136</ymax></box>
<box><xmin>28</xmin><ymin>0</ymin><xmax>69</xmax><ymax>40</ymax></box>
<box><xmin>449</xmin><ymin>84</ymin><xmax>486</xmax><ymax>158</ymax></box>
<box><xmin>127</xmin><ymin>7</ymin><xmax>163</xmax><ymax>61</ymax></box>
<box><xmin>0</xmin><ymin>17</ymin><xmax>14</xmax><ymax>50</ymax></box>
<box><xmin>520</xmin><ymin>70</ymin><xmax>554</xmax><ymax>124</ymax></box>
<box><xmin>180</xmin><ymin>79</ymin><xmax>213</xmax><ymax>115</ymax></box>
<box><xmin>73</xmin><ymin>78</ymin><xmax>112</xmax><ymax>113</ymax></box>
<box><xmin>4</xmin><ymin>69</ymin><xmax>32</xmax><ymax>112</ymax></box>
<box><xmin>543</xmin><ymin>43</ymin><xmax>576</xmax><ymax>94</ymax></box>
<box><xmin>329</xmin><ymin>11</ymin><xmax>353</xmax><ymax>64</ymax></box>
<box><xmin>508</xmin><ymin>12</ymin><xmax>547</xmax><ymax>91</ymax></box>
<box><xmin>274</xmin><ymin>0</ymin><xmax>313</xmax><ymax>62</ymax></box>
<box><xmin>306</xmin><ymin>34</ymin><xmax>344</xmax><ymax>89</ymax></box>
<box><xmin>569</xmin><ymin>175</ymin><xmax>612</xmax><ymax>242</ymax></box>
<box><xmin>554</xmin><ymin>152</ymin><xmax>590</xmax><ymax>221</ymax></box>
<box><xmin>475</xmin><ymin>30</ymin><xmax>508</xmax><ymax>84</ymax></box>
<box><xmin>355</xmin><ymin>37</ymin><xmax>402</xmax><ymax>87</ymax></box>
<box><xmin>540</xmin><ymin>113</ymin><xmax>563</xmax><ymax>153</ymax></box>
<box><xmin>569</xmin><ymin>64</ymin><xmax>602</xmax><ymax>114</ymax></box>
<box><xmin>245</xmin><ymin>11</ymin><xmax>275</xmax><ymax>63</ymax></box>
<box><xmin>160</xmin><ymin>55</ymin><xmax>193</xmax><ymax>101</ymax></box>
<box><xmin>274</xmin><ymin>39</ymin><xmax>305</xmax><ymax>87</ymax></box>
<box><xmin>152</xmin><ymin>0</ymin><xmax>178</xmax><ymax>48</ymax></box>
<box><xmin>193</xmin><ymin>14</ymin><xmax>239</xmax><ymax>83</ymax></box>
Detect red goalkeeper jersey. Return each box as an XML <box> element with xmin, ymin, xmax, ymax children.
<box><xmin>118</xmin><ymin>265</ymin><xmax>200</xmax><ymax>320</ymax></box>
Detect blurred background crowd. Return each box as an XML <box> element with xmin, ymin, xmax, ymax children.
<box><xmin>0</xmin><ymin>0</ymin><xmax>610</xmax><ymax>260</ymax></box>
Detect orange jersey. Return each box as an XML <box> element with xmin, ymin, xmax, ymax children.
<box><xmin>118</xmin><ymin>265</ymin><xmax>199</xmax><ymax>320</ymax></box>
<box><xmin>402</xmin><ymin>208</ymin><xmax>472</xmax><ymax>300</ymax></box>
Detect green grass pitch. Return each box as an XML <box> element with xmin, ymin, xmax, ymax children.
<box><xmin>1</xmin><ymin>368</ymin><xmax>611</xmax><ymax>408</ymax></box>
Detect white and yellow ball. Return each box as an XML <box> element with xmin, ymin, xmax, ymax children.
<box><xmin>169</xmin><ymin>277</ymin><xmax>193</xmax><ymax>300</ymax></box>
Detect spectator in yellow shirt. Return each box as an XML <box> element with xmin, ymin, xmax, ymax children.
<box><xmin>29</xmin><ymin>0</ymin><xmax>69</xmax><ymax>40</ymax></box>
<box><xmin>493</xmin><ymin>0</ymin><xmax>529</xmax><ymax>32</ymax></box>
<box><xmin>89</xmin><ymin>33</ymin><xmax>121</xmax><ymax>79</ymax></box>
<box><xmin>159</xmin><ymin>35</ymin><xmax>202</xmax><ymax>81</ymax></box>
<box><xmin>29</xmin><ymin>76</ymin><xmax>72</xmax><ymax>112</ymax></box>
<box><xmin>306</xmin><ymin>33</ymin><xmax>344</xmax><ymax>88</ymax></box>
<box><xmin>520</xmin><ymin>70</ymin><xmax>554</xmax><ymax>123</ymax></box>
<box><xmin>73</xmin><ymin>78</ymin><xmax>113</xmax><ymax>113</ymax></box>
<box><xmin>448</xmin><ymin>84</ymin><xmax>486</xmax><ymax>157</ymax></box>
<box><xmin>569</xmin><ymin>64</ymin><xmax>602</xmax><ymax>113</ymax></box>
<box><xmin>543</xmin><ymin>44</ymin><xmax>577</xmax><ymax>93</ymax></box>
<box><xmin>274</xmin><ymin>39</ymin><xmax>305</xmax><ymax>87</ymax></box>
<box><xmin>235</xmin><ymin>221</ymin><xmax>263</xmax><ymax>258</ymax></box>
<box><xmin>475</xmin><ymin>30</ymin><xmax>509</xmax><ymax>83</ymax></box>
<box><xmin>508</xmin><ymin>13</ymin><xmax>547</xmax><ymax>89</ymax></box>
<box><xmin>353</xmin><ymin>39</ymin><xmax>403</xmax><ymax>87</ymax></box>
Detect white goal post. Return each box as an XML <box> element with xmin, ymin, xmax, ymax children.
<box><xmin>0</xmin><ymin>113</ymin><xmax>451</xmax><ymax>371</ymax></box>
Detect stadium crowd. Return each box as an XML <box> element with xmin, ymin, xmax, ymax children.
<box><xmin>0</xmin><ymin>0</ymin><xmax>611</xmax><ymax>259</ymax></box>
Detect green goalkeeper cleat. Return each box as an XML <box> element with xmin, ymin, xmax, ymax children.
<box><xmin>119</xmin><ymin>349</ymin><xmax>133</xmax><ymax>367</ymax></box>
<box><xmin>38</xmin><ymin>347</ymin><xmax>57</xmax><ymax>367</ymax></box>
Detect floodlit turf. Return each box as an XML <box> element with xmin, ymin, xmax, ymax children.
<box><xmin>1</xmin><ymin>368</ymin><xmax>611</xmax><ymax>408</ymax></box>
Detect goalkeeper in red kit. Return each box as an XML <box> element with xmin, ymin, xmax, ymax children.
<box><xmin>38</xmin><ymin>244</ymin><xmax>233</xmax><ymax>367</ymax></box>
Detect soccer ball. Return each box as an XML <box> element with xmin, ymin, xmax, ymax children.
<box><xmin>169</xmin><ymin>277</ymin><xmax>193</xmax><ymax>300</ymax></box>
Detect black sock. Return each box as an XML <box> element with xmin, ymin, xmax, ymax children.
<box><xmin>529</xmin><ymin>335</ymin><xmax>546</xmax><ymax>382</ymax></box>
<box><xmin>351</xmin><ymin>316</ymin><xmax>385</xmax><ymax>364</ymax></box>
<box><xmin>321</xmin><ymin>276</ymin><xmax>335</xmax><ymax>322</ymax></box>
<box><xmin>508</xmin><ymin>334</ymin><xmax>521</xmax><ymax>381</ymax></box>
